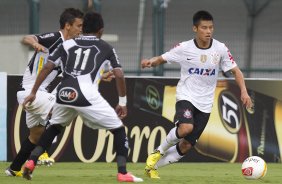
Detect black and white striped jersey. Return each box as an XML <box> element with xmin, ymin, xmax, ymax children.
<box><xmin>22</xmin><ymin>31</ymin><xmax>64</xmax><ymax>91</ymax></box>
<box><xmin>48</xmin><ymin>35</ymin><xmax>121</xmax><ymax>106</ymax></box>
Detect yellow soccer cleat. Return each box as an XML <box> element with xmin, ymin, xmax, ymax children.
<box><xmin>5</xmin><ymin>167</ymin><xmax>23</xmax><ymax>177</ymax></box>
<box><xmin>37</xmin><ymin>152</ymin><xmax>55</xmax><ymax>166</ymax></box>
<box><xmin>145</xmin><ymin>150</ymin><xmax>163</xmax><ymax>170</ymax></box>
<box><xmin>144</xmin><ymin>168</ymin><xmax>160</xmax><ymax>179</ymax></box>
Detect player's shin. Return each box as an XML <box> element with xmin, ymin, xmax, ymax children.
<box><xmin>155</xmin><ymin>144</ymin><xmax>184</xmax><ymax>169</ymax></box>
<box><xmin>29</xmin><ymin>124</ymin><xmax>63</xmax><ymax>164</ymax></box>
<box><xmin>10</xmin><ymin>138</ymin><xmax>36</xmax><ymax>171</ymax></box>
<box><xmin>112</xmin><ymin>126</ymin><xmax>128</xmax><ymax>174</ymax></box>
<box><xmin>158</xmin><ymin>127</ymin><xmax>181</xmax><ymax>154</ymax></box>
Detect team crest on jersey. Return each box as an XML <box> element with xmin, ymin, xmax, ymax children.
<box><xmin>183</xmin><ymin>109</ymin><xmax>192</xmax><ymax>119</ymax></box>
<box><xmin>58</xmin><ymin>87</ymin><xmax>78</xmax><ymax>103</ymax></box>
<box><xmin>200</xmin><ymin>55</ymin><xmax>207</xmax><ymax>63</ymax></box>
<box><xmin>210</xmin><ymin>52</ymin><xmax>220</xmax><ymax>65</ymax></box>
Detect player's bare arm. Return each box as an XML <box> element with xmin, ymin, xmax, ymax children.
<box><xmin>230</xmin><ymin>66</ymin><xmax>253</xmax><ymax>108</ymax></box>
<box><xmin>22</xmin><ymin>35</ymin><xmax>46</xmax><ymax>52</ymax></box>
<box><xmin>112</xmin><ymin>68</ymin><xmax>127</xmax><ymax>119</ymax></box>
<box><xmin>23</xmin><ymin>61</ymin><xmax>56</xmax><ymax>109</ymax></box>
<box><xmin>141</xmin><ymin>56</ymin><xmax>166</xmax><ymax>68</ymax></box>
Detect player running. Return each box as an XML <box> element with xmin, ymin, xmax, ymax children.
<box><xmin>141</xmin><ymin>10</ymin><xmax>253</xmax><ymax>179</ymax></box>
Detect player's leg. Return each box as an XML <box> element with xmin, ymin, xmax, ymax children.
<box><xmin>6</xmin><ymin>122</ymin><xmax>44</xmax><ymax>176</ymax></box>
<box><xmin>5</xmin><ymin>135</ymin><xmax>37</xmax><ymax>177</ymax></box>
<box><xmin>155</xmin><ymin>141</ymin><xmax>187</xmax><ymax>169</ymax></box>
<box><xmin>28</xmin><ymin>125</ymin><xmax>56</xmax><ymax>166</ymax></box>
<box><xmin>23</xmin><ymin>104</ymin><xmax>77</xmax><ymax>180</ymax></box>
<box><xmin>145</xmin><ymin>100</ymin><xmax>195</xmax><ymax>174</ymax></box>
<box><xmin>110</xmin><ymin>126</ymin><xmax>142</xmax><ymax>182</ymax></box>
<box><xmin>6</xmin><ymin>91</ymin><xmax>53</xmax><ymax>176</ymax></box>
<box><xmin>29</xmin><ymin>91</ymin><xmax>56</xmax><ymax>166</ymax></box>
<box><xmin>155</xmin><ymin>110</ymin><xmax>210</xmax><ymax>169</ymax></box>
<box><xmin>22</xmin><ymin>123</ymin><xmax>64</xmax><ymax>180</ymax></box>
<box><xmin>79</xmin><ymin>97</ymin><xmax>143</xmax><ymax>182</ymax></box>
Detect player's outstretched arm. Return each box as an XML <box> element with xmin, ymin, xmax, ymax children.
<box><xmin>230</xmin><ymin>66</ymin><xmax>253</xmax><ymax>109</ymax></box>
<box><xmin>141</xmin><ymin>56</ymin><xmax>166</xmax><ymax>69</ymax></box>
<box><xmin>22</xmin><ymin>35</ymin><xmax>46</xmax><ymax>52</ymax></box>
<box><xmin>23</xmin><ymin>61</ymin><xmax>55</xmax><ymax>109</ymax></box>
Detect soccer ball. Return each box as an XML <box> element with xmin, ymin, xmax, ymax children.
<box><xmin>241</xmin><ymin>156</ymin><xmax>267</xmax><ymax>179</ymax></box>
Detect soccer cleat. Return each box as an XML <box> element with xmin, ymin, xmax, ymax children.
<box><xmin>145</xmin><ymin>150</ymin><xmax>163</xmax><ymax>170</ymax></box>
<box><xmin>144</xmin><ymin>168</ymin><xmax>160</xmax><ymax>179</ymax></box>
<box><xmin>23</xmin><ymin>160</ymin><xmax>35</xmax><ymax>180</ymax></box>
<box><xmin>37</xmin><ymin>152</ymin><xmax>55</xmax><ymax>166</ymax></box>
<box><xmin>117</xmin><ymin>172</ymin><xmax>143</xmax><ymax>182</ymax></box>
<box><xmin>5</xmin><ymin>167</ymin><xmax>23</xmax><ymax>177</ymax></box>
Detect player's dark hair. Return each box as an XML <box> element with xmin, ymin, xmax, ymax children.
<box><xmin>83</xmin><ymin>11</ymin><xmax>104</xmax><ymax>34</ymax></box>
<box><xmin>59</xmin><ymin>8</ymin><xmax>84</xmax><ymax>29</ymax></box>
<box><xmin>193</xmin><ymin>10</ymin><xmax>213</xmax><ymax>26</ymax></box>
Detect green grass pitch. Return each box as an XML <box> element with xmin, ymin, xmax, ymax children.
<box><xmin>0</xmin><ymin>162</ymin><xmax>281</xmax><ymax>183</ymax></box>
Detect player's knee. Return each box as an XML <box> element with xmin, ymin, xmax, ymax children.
<box><xmin>178</xmin><ymin>123</ymin><xmax>193</xmax><ymax>137</ymax></box>
<box><xmin>28</xmin><ymin>136</ymin><xmax>40</xmax><ymax>144</ymax></box>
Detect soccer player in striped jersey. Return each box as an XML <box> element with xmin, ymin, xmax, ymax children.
<box><xmin>22</xmin><ymin>11</ymin><xmax>143</xmax><ymax>182</ymax></box>
<box><xmin>5</xmin><ymin>8</ymin><xmax>83</xmax><ymax>177</ymax></box>
<box><xmin>141</xmin><ymin>10</ymin><xmax>253</xmax><ymax>179</ymax></box>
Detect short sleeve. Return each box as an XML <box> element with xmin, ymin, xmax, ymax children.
<box><xmin>107</xmin><ymin>48</ymin><xmax>122</xmax><ymax>68</ymax></box>
<box><xmin>35</xmin><ymin>32</ymin><xmax>60</xmax><ymax>49</ymax></box>
<box><xmin>162</xmin><ymin>43</ymin><xmax>184</xmax><ymax>64</ymax></box>
<box><xmin>220</xmin><ymin>44</ymin><xmax>237</xmax><ymax>72</ymax></box>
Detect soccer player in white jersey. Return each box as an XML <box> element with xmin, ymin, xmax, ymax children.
<box><xmin>141</xmin><ymin>10</ymin><xmax>253</xmax><ymax>179</ymax></box>
<box><xmin>5</xmin><ymin>8</ymin><xmax>83</xmax><ymax>177</ymax></box>
<box><xmin>21</xmin><ymin>12</ymin><xmax>143</xmax><ymax>182</ymax></box>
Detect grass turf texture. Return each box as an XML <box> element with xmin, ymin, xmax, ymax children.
<box><xmin>0</xmin><ymin>162</ymin><xmax>281</xmax><ymax>183</ymax></box>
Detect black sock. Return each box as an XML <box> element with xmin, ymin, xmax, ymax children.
<box><xmin>112</xmin><ymin>127</ymin><xmax>128</xmax><ymax>174</ymax></box>
<box><xmin>10</xmin><ymin>138</ymin><xmax>36</xmax><ymax>171</ymax></box>
<box><xmin>29</xmin><ymin>124</ymin><xmax>63</xmax><ymax>164</ymax></box>
<box><xmin>117</xmin><ymin>156</ymin><xmax>127</xmax><ymax>174</ymax></box>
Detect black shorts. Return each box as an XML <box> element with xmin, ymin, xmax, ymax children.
<box><xmin>174</xmin><ymin>100</ymin><xmax>210</xmax><ymax>146</ymax></box>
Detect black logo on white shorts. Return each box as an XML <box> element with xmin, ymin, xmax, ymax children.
<box><xmin>58</xmin><ymin>87</ymin><xmax>78</xmax><ymax>103</ymax></box>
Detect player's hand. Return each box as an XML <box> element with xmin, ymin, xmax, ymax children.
<box><xmin>23</xmin><ymin>93</ymin><xmax>36</xmax><ymax>110</ymax></box>
<box><xmin>101</xmin><ymin>71</ymin><xmax>114</xmax><ymax>82</ymax></box>
<box><xmin>115</xmin><ymin>105</ymin><xmax>127</xmax><ymax>119</ymax></box>
<box><xmin>241</xmin><ymin>90</ymin><xmax>253</xmax><ymax>109</ymax></box>
<box><xmin>32</xmin><ymin>42</ymin><xmax>47</xmax><ymax>52</ymax></box>
<box><xmin>141</xmin><ymin>59</ymin><xmax>152</xmax><ymax>68</ymax></box>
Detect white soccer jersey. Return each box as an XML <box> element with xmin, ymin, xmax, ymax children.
<box><xmin>162</xmin><ymin>39</ymin><xmax>237</xmax><ymax>113</ymax></box>
<box><xmin>21</xmin><ymin>31</ymin><xmax>64</xmax><ymax>91</ymax></box>
<box><xmin>22</xmin><ymin>51</ymin><xmax>59</xmax><ymax>91</ymax></box>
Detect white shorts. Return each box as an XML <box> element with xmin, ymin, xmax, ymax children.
<box><xmin>49</xmin><ymin>95</ymin><xmax>123</xmax><ymax>130</ymax></box>
<box><xmin>17</xmin><ymin>90</ymin><xmax>56</xmax><ymax>128</ymax></box>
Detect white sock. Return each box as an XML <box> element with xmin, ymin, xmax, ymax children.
<box><xmin>155</xmin><ymin>145</ymin><xmax>183</xmax><ymax>169</ymax></box>
<box><xmin>157</xmin><ymin>127</ymin><xmax>180</xmax><ymax>154</ymax></box>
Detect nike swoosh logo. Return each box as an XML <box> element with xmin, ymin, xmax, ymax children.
<box><xmin>187</xmin><ymin>58</ymin><xmax>192</xmax><ymax>60</ymax></box>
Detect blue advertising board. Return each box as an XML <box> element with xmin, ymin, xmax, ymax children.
<box><xmin>0</xmin><ymin>72</ymin><xmax>7</xmax><ymax>161</ymax></box>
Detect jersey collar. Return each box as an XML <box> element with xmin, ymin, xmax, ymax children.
<box><xmin>193</xmin><ymin>38</ymin><xmax>213</xmax><ymax>50</ymax></box>
<box><xmin>59</xmin><ymin>31</ymin><xmax>65</xmax><ymax>42</ymax></box>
